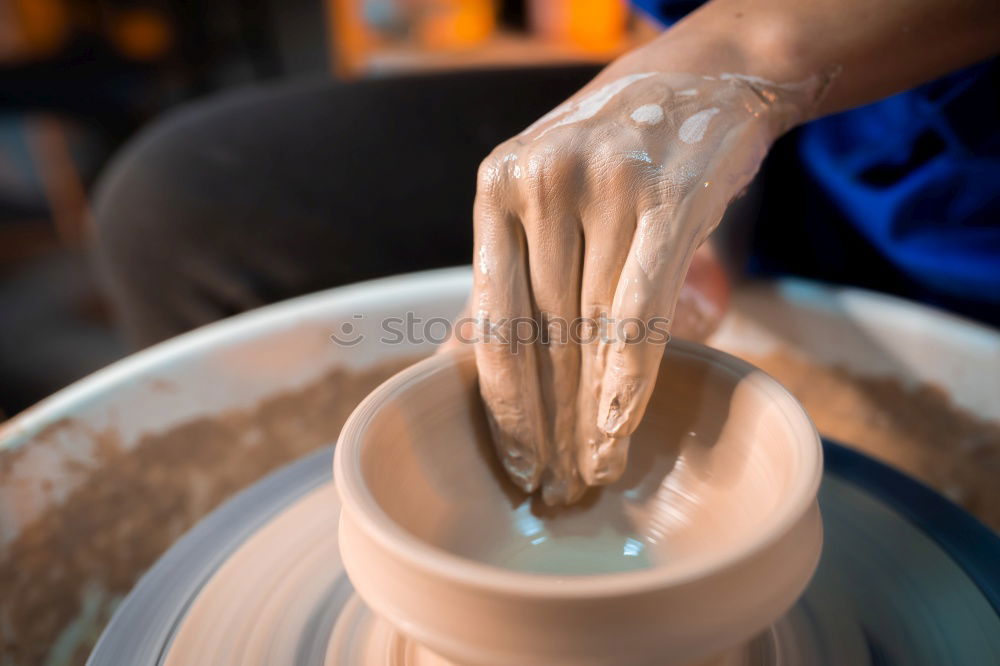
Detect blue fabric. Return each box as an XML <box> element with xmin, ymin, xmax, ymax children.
<box><xmin>799</xmin><ymin>64</ymin><xmax>1000</xmax><ymax>303</ymax></box>
<box><xmin>632</xmin><ymin>0</ymin><xmax>1000</xmax><ymax>314</ymax></box>
<box><xmin>631</xmin><ymin>0</ymin><xmax>701</xmax><ymax>24</ymax></box>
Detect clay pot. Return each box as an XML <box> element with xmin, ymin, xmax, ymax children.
<box><xmin>335</xmin><ymin>341</ymin><xmax>823</xmax><ymax>666</ymax></box>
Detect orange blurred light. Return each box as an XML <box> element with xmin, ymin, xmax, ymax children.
<box><xmin>111</xmin><ymin>8</ymin><xmax>173</xmax><ymax>61</ymax></box>
<box><xmin>568</xmin><ymin>0</ymin><xmax>628</xmax><ymax>53</ymax></box>
<box><xmin>530</xmin><ymin>0</ymin><xmax>628</xmax><ymax>54</ymax></box>
<box><xmin>328</xmin><ymin>0</ymin><xmax>373</xmax><ymax>77</ymax></box>
<box><xmin>13</xmin><ymin>0</ymin><xmax>70</xmax><ymax>57</ymax></box>
<box><xmin>418</xmin><ymin>0</ymin><xmax>496</xmax><ymax>50</ymax></box>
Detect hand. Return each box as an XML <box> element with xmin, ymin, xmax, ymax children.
<box><xmin>441</xmin><ymin>243</ymin><xmax>729</xmax><ymax>353</ymax></box>
<box><xmin>473</xmin><ymin>63</ymin><xmax>814</xmax><ymax>504</ymax></box>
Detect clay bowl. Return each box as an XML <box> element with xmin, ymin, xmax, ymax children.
<box><xmin>334</xmin><ymin>341</ymin><xmax>823</xmax><ymax>666</ymax></box>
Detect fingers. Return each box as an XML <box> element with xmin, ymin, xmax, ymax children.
<box><xmin>596</xmin><ymin>186</ymin><xmax>729</xmax><ymax>460</ymax></box>
<box><xmin>473</xmin><ymin>171</ymin><xmax>549</xmax><ymax>493</ymax></box>
<box><xmin>513</xmin><ymin>143</ymin><xmax>587</xmax><ymax>504</ymax></box>
<box><xmin>522</xmin><ymin>198</ymin><xmax>585</xmax><ymax>504</ymax></box>
<box><xmin>575</xmin><ymin>193</ymin><xmax>636</xmax><ymax>485</ymax></box>
<box><xmin>588</xmin><ymin>118</ymin><xmax>757</xmax><ymax>481</ymax></box>
<box><xmin>671</xmin><ymin>244</ymin><xmax>730</xmax><ymax>342</ymax></box>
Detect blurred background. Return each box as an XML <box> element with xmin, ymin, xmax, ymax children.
<box><xmin>0</xmin><ymin>0</ymin><xmax>657</xmax><ymax>418</ymax></box>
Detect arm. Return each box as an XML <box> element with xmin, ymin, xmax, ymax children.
<box><xmin>643</xmin><ymin>0</ymin><xmax>1000</xmax><ymax>117</ymax></box>
<box><xmin>473</xmin><ymin>0</ymin><xmax>1000</xmax><ymax>505</ymax></box>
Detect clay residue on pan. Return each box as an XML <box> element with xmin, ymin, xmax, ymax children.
<box><xmin>0</xmin><ymin>357</ymin><xmax>418</xmax><ymax>666</ymax></box>
<box><xmin>740</xmin><ymin>349</ymin><xmax>1000</xmax><ymax>531</ymax></box>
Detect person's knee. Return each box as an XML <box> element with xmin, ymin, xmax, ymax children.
<box><xmin>92</xmin><ymin>83</ymin><xmax>296</xmax><ymax>282</ymax></box>
<box><xmin>92</xmin><ymin>94</ymin><xmax>248</xmax><ymax>344</ymax></box>
<box><xmin>94</xmin><ymin>102</ymin><xmax>204</xmax><ymax>281</ymax></box>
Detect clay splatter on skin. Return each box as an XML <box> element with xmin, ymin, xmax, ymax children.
<box><xmin>477</xmin><ymin>245</ymin><xmax>493</xmax><ymax>275</ymax></box>
<box><xmin>529</xmin><ymin>72</ymin><xmax>656</xmax><ymax>138</ymax></box>
<box><xmin>720</xmin><ymin>72</ymin><xmax>780</xmax><ymax>86</ymax></box>
<box><xmin>521</xmin><ymin>101</ymin><xmax>573</xmax><ymax>136</ymax></box>
<box><xmin>631</xmin><ymin>104</ymin><xmax>665</xmax><ymax>125</ymax></box>
<box><xmin>679</xmin><ymin>107</ymin><xmax>721</xmax><ymax>144</ymax></box>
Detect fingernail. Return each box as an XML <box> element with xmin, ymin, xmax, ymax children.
<box><xmin>542</xmin><ymin>471</ymin><xmax>586</xmax><ymax>506</ymax></box>
<box><xmin>577</xmin><ymin>435</ymin><xmax>630</xmax><ymax>485</ymax></box>
<box><xmin>592</xmin><ymin>435</ymin><xmax>631</xmax><ymax>485</ymax></box>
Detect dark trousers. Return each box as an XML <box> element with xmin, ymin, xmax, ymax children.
<box><xmin>92</xmin><ymin>66</ymin><xmax>600</xmax><ymax>347</ymax></box>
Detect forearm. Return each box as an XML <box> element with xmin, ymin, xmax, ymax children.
<box><xmin>627</xmin><ymin>0</ymin><xmax>1000</xmax><ymax>121</ymax></box>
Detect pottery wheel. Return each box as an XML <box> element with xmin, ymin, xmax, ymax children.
<box><xmin>89</xmin><ymin>442</ymin><xmax>1000</xmax><ymax>666</ymax></box>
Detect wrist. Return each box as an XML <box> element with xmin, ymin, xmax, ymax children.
<box><xmin>618</xmin><ymin>8</ymin><xmax>831</xmax><ymax>129</ymax></box>
<box><xmin>654</xmin><ymin>5</ymin><xmax>809</xmax><ymax>80</ymax></box>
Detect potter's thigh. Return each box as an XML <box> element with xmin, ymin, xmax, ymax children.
<box><xmin>92</xmin><ymin>66</ymin><xmax>600</xmax><ymax>347</ymax></box>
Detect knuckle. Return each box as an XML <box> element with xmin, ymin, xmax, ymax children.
<box><xmin>477</xmin><ymin>153</ymin><xmax>507</xmax><ymax>196</ymax></box>
<box><xmin>582</xmin><ymin>302</ymin><xmax>611</xmax><ymax>321</ymax></box>
<box><xmin>520</xmin><ymin>145</ymin><xmax>576</xmax><ymax>205</ymax></box>
<box><xmin>588</xmin><ymin>137</ymin><xmax>645</xmax><ymax>188</ymax></box>
<box><xmin>523</xmin><ymin>143</ymin><xmax>569</xmax><ymax>181</ymax></box>
<box><xmin>591</xmin><ymin>136</ymin><xmax>621</xmax><ymax>164</ymax></box>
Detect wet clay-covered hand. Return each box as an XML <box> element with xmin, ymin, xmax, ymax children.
<box><xmin>473</xmin><ymin>66</ymin><xmax>818</xmax><ymax>504</ymax></box>
<box><xmin>472</xmin><ymin>0</ymin><xmax>1000</xmax><ymax>505</ymax></box>
<box><xmin>443</xmin><ymin>244</ymin><xmax>729</xmax><ymax>354</ymax></box>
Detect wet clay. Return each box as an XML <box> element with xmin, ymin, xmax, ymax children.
<box><xmin>163</xmin><ymin>485</ymin><xmax>343</xmax><ymax>666</ymax></box>
<box><xmin>738</xmin><ymin>348</ymin><xmax>1000</xmax><ymax>530</ymax></box>
<box><xmin>358</xmin><ymin>347</ymin><xmax>809</xmax><ymax>576</ymax></box>
<box><xmin>472</xmin><ymin>71</ymin><xmax>825</xmax><ymax>504</ymax></box>
<box><xmin>0</xmin><ymin>357</ymin><xmax>417</xmax><ymax>666</ymax></box>
<box><xmin>335</xmin><ymin>344</ymin><xmax>824</xmax><ymax>666</ymax></box>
